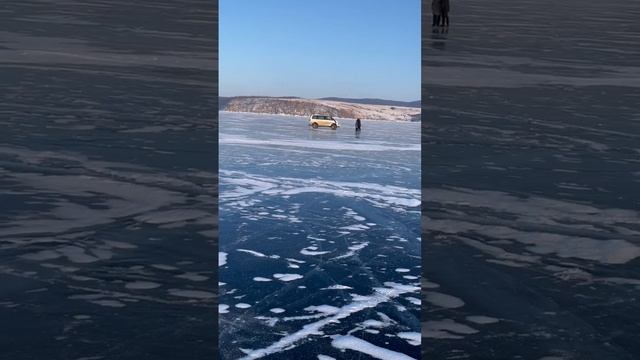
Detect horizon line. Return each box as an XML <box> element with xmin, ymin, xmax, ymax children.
<box><xmin>219</xmin><ymin>95</ymin><xmax>421</xmax><ymax>102</ymax></box>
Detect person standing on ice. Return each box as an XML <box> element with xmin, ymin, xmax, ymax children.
<box><xmin>431</xmin><ymin>0</ymin><xmax>442</xmax><ymax>27</ymax></box>
<box><xmin>440</xmin><ymin>0</ymin><xmax>450</xmax><ymax>27</ymax></box>
<box><xmin>355</xmin><ymin>118</ymin><xmax>362</xmax><ymax>132</ymax></box>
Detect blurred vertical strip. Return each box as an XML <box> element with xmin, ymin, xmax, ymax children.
<box><xmin>421</xmin><ymin>0</ymin><xmax>640</xmax><ymax>359</ymax></box>
<box><xmin>0</xmin><ymin>0</ymin><xmax>218</xmax><ymax>359</ymax></box>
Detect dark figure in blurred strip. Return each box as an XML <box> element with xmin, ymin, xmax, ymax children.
<box><xmin>355</xmin><ymin>118</ymin><xmax>361</xmax><ymax>132</ymax></box>
<box><xmin>431</xmin><ymin>0</ymin><xmax>442</xmax><ymax>27</ymax></box>
<box><xmin>440</xmin><ymin>0</ymin><xmax>450</xmax><ymax>27</ymax></box>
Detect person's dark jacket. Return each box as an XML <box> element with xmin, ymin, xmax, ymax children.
<box><xmin>441</xmin><ymin>0</ymin><xmax>450</xmax><ymax>13</ymax></box>
<box><xmin>431</xmin><ymin>0</ymin><xmax>442</xmax><ymax>15</ymax></box>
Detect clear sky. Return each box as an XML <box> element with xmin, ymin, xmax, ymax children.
<box><xmin>220</xmin><ymin>0</ymin><xmax>420</xmax><ymax>101</ymax></box>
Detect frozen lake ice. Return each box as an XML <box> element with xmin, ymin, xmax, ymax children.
<box><xmin>219</xmin><ymin>112</ymin><xmax>421</xmax><ymax>359</ymax></box>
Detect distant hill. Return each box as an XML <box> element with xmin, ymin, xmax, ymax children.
<box><xmin>219</xmin><ymin>96</ymin><xmax>421</xmax><ymax>121</ymax></box>
<box><xmin>318</xmin><ymin>97</ymin><xmax>421</xmax><ymax>108</ymax></box>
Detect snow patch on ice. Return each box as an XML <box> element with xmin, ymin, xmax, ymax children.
<box><xmin>331</xmin><ymin>335</ymin><xmax>416</xmax><ymax>360</ymax></box>
<box><xmin>397</xmin><ymin>332</ymin><xmax>421</xmax><ymax>346</ymax></box>
<box><xmin>301</xmin><ymin>246</ymin><xmax>330</xmax><ymax>256</ymax></box>
<box><xmin>219</xmin><ymin>252</ymin><xmax>227</xmax><ymax>267</ymax></box>
<box><xmin>273</xmin><ymin>273</ymin><xmax>303</xmax><ymax>282</ymax></box>
<box><xmin>237</xmin><ymin>249</ymin><xmax>267</xmax><ymax>257</ymax></box>
<box><xmin>237</xmin><ymin>282</ymin><xmax>418</xmax><ymax>359</ymax></box>
<box><xmin>322</xmin><ymin>285</ymin><xmax>353</xmax><ymax>290</ymax></box>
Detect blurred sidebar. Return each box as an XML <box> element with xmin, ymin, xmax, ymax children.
<box><xmin>0</xmin><ymin>1</ymin><xmax>218</xmax><ymax>359</ymax></box>
<box><xmin>422</xmin><ymin>0</ymin><xmax>640</xmax><ymax>359</ymax></box>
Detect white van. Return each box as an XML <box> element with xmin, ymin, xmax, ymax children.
<box><xmin>309</xmin><ymin>114</ymin><xmax>339</xmax><ymax>130</ymax></box>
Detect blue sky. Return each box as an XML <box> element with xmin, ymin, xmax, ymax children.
<box><xmin>220</xmin><ymin>0</ymin><xmax>420</xmax><ymax>101</ymax></box>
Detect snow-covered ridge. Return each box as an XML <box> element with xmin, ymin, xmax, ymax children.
<box><xmin>221</xmin><ymin>97</ymin><xmax>421</xmax><ymax>121</ymax></box>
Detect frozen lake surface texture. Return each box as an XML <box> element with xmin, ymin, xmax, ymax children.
<box><xmin>1</xmin><ymin>1</ymin><xmax>218</xmax><ymax>359</ymax></box>
<box><xmin>219</xmin><ymin>112</ymin><xmax>421</xmax><ymax>359</ymax></box>
<box><xmin>424</xmin><ymin>0</ymin><xmax>640</xmax><ymax>359</ymax></box>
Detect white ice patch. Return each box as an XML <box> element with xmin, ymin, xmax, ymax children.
<box><xmin>219</xmin><ymin>304</ymin><xmax>229</xmax><ymax>314</ymax></box>
<box><xmin>220</xmin><ymin>170</ymin><xmax>421</xmax><ymax>212</ymax></box>
<box><xmin>305</xmin><ymin>305</ymin><xmax>341</xmax><ymax>315</ymax></box>
<box><xmin>219</xmin><ymin>252</ymin><xmax>227</xmax><ymax>267</ymax></box>
<box><xmin>220</xmin><ymin>134</ymin><xmax>420</xmax><ymax>152</ymax></box>
<box><xmin>168</xmin><ymin>289</ymin><xmax>215</xmax><ymax>299</ymax></box>
<box><xmin>90</xmin><ymin>299</ymin><xmax>125</xmax><ymax>308</ymax></box>
<box><xmin>125</xmin><ymin>281</ymin><xmax>161</xmax><ymax>290</ymax></box>
<box><xmin>152</xmin><ymin>264</ymin><xmax>179</xmax><ymax>271</ymax></box>
<box><xmin>405</xmin><ymin>297</ymin><xmax>421</xmax><ymax>306</ymax></box>
<box><xmin>331</xmin><ymin>335</ymin><xmax>416</xmax><ymax>360</ymax></box>
<box><xmin>321</xmin><ymin>285</ymin><xmax>353</xmax><ymax>290</ymax></box>
<box><xmin>397</xmin><ymin>332</ymin><xmax>421</xmax><ymax>346</ymax></box>
<box><xmin>300</xmin><ymin>246</ymin><xmax>330</xmax><ymax>256</ymax></box>
<box><xmin>286</xmin><ymin>258</ymin><xmax>306</xmax><ymax>264</ymax></box>
<box><xmin>425</xmin><ymin>292</ymin><xmax>464</xmax><ymax>308</ymax></box>
<box><xmin>423</xmin><ymin>319</ymin><xmax>478</xmax><ymax>339</ymax></box>
<box><xmin>317</xmin><ymin>355</ymin><xmax>336</xmax><ymax>360</ymax></box>
<box><xmin>103</xmin><ymin>240</ymin><xmax>137</xmax><ymax>249</ymax></box>
<box><xmin>237</xmin><ymin>282</ymin><xmax>418</xmax><ymax>359</ymax></box>
<box><xmin>253</xmin><ymin>277</ymin><xmax>272</xmax><ymax>282</ymax></box>
<box><xmin>175</xmin><ymin>273</ymin><xmax>208</xmax><ymax>282</ymax></box>
<box><xmin>273</xmin><ymin>273</ymin><xmax>303</xmax><ymax>282</ymax></box>
<box><xmin>255</xmin><ymin>316</ymin><xmax>279</xmax><ymax>327</ymax></box>
<box><xmin>466</xmin><ymin>315</ymin><xmax>499</xmax><ymax>324</ymax></box>
<box><xmin>340</xmin><ymin>224</ymin><xmax>370</xmax><ymax>231</ymax></box>
<box><xmin>21</xmin><ymin>250</ymin><xmax>60</xmax><ymax>261</ymax></box>
<box><xmin>270</xmin><ymin>308</ymin><xmax>285</xmax><ymax>314</ymax></box>
<box><xmin>235</xmin><ymin>303</ymin><xmax>251</xmax><ymax>309</ymax></box>
<box><xmin>237</xmin><ymin>249</ymin><xmax>267</xmax><ymax>257</ymax></box>
<box><xmin>333</xmin><ymin>242</ymin><xmax>369</xmax><ymax>259</ymax></box>
<box><xmin>134</xmin><ymin>209</ymin><xmax>208</xmax><ymax>225</ymax></box>
<box><xmin>58</xmin><ymin>246</ymin><xmax>99</xmax><ymax>264</ymax></box>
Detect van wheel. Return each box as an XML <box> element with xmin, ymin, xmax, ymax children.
<box><xmin>331</xmin><ymin>124</ymin><xmax>337</xmax><ymax>130</ymax></box>
<box><xmin>312</xmin><ymin>123</ymin><xmax>318</xmax><ymax>129</ymax></box>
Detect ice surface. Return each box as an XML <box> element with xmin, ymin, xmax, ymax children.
<box><xmin>236</xmin><ymin>282</ymin><xmax>419</xmax><ymax>359</ymax></box>
<box><xmin>219</xmin><ymin>112</ymin><xmax>420</xmax><ymax>358</ymax></box>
